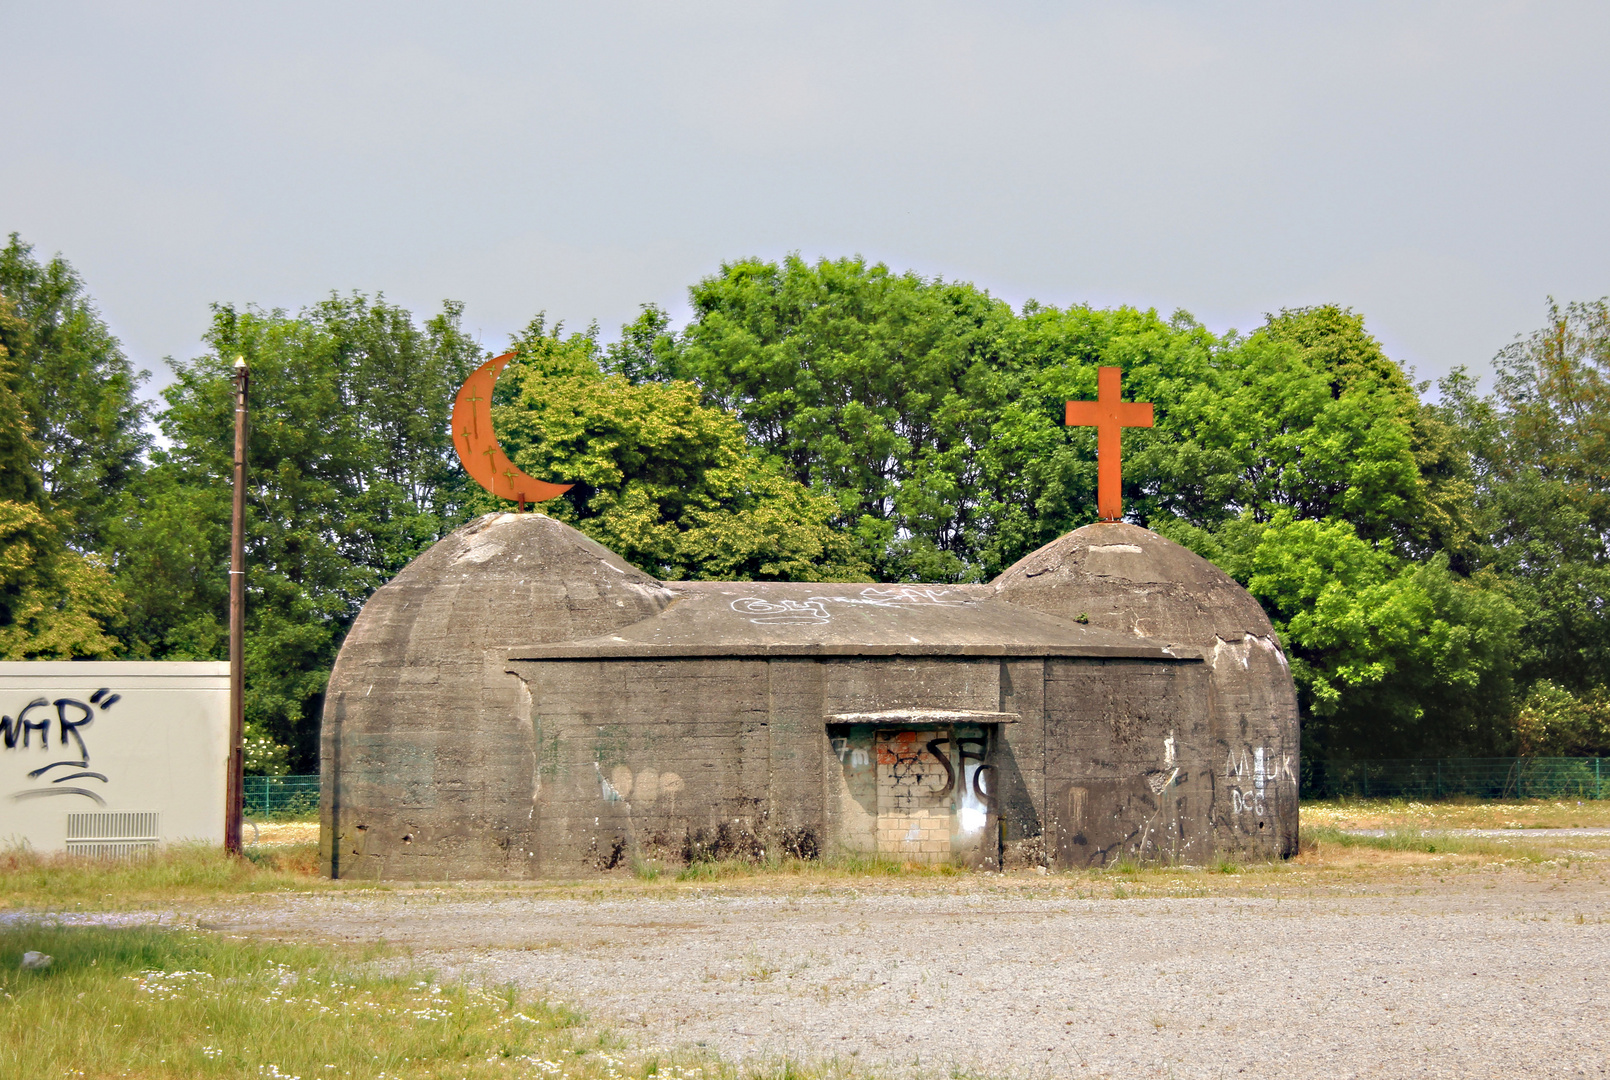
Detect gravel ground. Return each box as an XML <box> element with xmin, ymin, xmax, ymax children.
<box><xmin>202</xmin><ymin>873</ymin><xmax>1610</xmax><ymax>1080</ymax></box>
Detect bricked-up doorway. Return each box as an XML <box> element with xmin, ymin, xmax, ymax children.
<box><xmin>876</xmin><ymin>729</ymin><xmax>950</xmax><ymax>861</ymax></box>
<box><xmin>832</xmin><ymin>724</ymin><xmax>999</xmax><ymax>866</ymax></box>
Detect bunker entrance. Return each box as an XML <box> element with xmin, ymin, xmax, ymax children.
<box><xmin>829</xmin><ymin>723</ymin><xmax>999</xmax><ymax>867</ymax></box>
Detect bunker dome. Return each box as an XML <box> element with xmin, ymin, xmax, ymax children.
<box><xmin>995</xmin><ymin>522</ymin><xmax>1299</xmax><ymax>860</ymax></box>
<box><xmin>321</xmin><ymin>513</ymin><xmax>1298</xmax><ymax>880</ymax></box>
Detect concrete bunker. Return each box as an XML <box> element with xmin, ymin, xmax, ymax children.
<box><xmin>321</xmin><ymin>513</ymin><xmax>1298</xmax><ymax>879</ymax></box>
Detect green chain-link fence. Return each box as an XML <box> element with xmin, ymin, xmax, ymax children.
<box><xmin>1303</xmin><ymin>757</ymin><xmax>1607</xmax><ymax>800</ymax></box>
<box><xmin>243</xmin><ymin>774</ymin><xmax>319</xmax><ymax>818</ymax></box>
<box><xmin>244</xmin><ymin>763</ymin><xmax>1605</xmax><ymax>814</ymax></box>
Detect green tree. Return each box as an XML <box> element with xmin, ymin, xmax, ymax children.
<box><xmin>602</xmin><ymin>304</ymin><xmax>680</xmax><ymax>384</ymax></box>
<box><xmin>102</xmin><ymin>467</ymin><xmax>230</xmax><ymax>661</ymax></box>
<box><xmin>1131</xmin><ymin>306</ymin><xmax>1468</xmax><ymax>554</ymax></box>
<box><xmin>521</xmin><ymin>277</ymin><xmax>1529</xmax><ymax>759</ymax></box>
<box><xmin>1510</xmin><ymin>681</ymin><xmax>1610</xmax><ymax>757</ymax></box>
<box><xmin>31</xmin><ymin>244</ymin><xmax>1578</xmax><ymax>769</ymax></box>
<box><xmin>492</xmin><ymin>317</ymin><xmax>870</xmax><ymax>582</ymax></box>
<box><xmin>661</xmin><ymin>264</ymin><xmax>1470</xmax><ymax>588</ymax></box>
<box><xmin>0</xmin><ymin>298</ymin><xmax>123</xmax><ymax>659</ymax></box>
<box><xmin>124</xmin><ymin>294</ymin><xmax>481</xmax><ymax>769</ymax></box>
<box><xmin>1002</xmin><ymin>301</ymin><xmax>1514</xmax><ymax>758</ymax></box>
<box><xmin>672</xmin><ymin>255</ymin><xmax>1034</xmax><ymax>581</ymax></box>
<box><xmin>0</xmin><ymin>298</ymin><xmax>41</xmax><ymax>506</ymax></box>
<box><xmin>0</xmin><ymin>234</ymin><xmax>149</xmax><ymax>550</ymax></box>
<box><xmin>1163</xmin><ymin>511</ymin><xmax>1520</xmax><ymax>758</ymax></box>
<box><xmin>1437</xmin><ymin>299</ymin><xmax>1610</xmax><ymax>696</ymax></box>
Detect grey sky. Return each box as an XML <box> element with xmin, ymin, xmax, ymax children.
<box><xmin>5</xmin><ymin>1</ymin><xmax>1608</xmax><ymax>400</ymax></box>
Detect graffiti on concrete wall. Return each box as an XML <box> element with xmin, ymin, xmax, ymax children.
<box><xmin>732</xmin><ymin>587</ymin><xmax>972</xmax><ymax>625</ymax></box>
<box><xmin>2</xmin><ymin>689</ymin><xmax>120</xmax><ymax>805</ymax></box>
<box><xmin>1144</xmin><ymin>733</ymin><xmax>1181</xmax><ymax>795</ymax></box>
<box><xmin>876</xmin><ymin>730</ymin><xmax>951</xmax><ymax>859</ymax></box>
<box><xmin>1056</xmin><ymin>732</ymin><xmax>1199</xmax><ymax>868</ymax></box>
<box><xmin>871</xmin><ymin>726</ymin><xmax>999</xmax><ymax>861</ymax></box>
<box><xmin>1224</xmin><ymin>745</ymin><xmax>1292</xmax><ymax>819</ymax></box>
<box><xmin>830</xmin><ymin>736</ymin><xmax>871</xmax><ymax>768</ymax></box>
<box><xmin>917</xmin><ymin>732</ymin><xmax>995</xmax><ymax>837</ymax></box>
<box><xmin>593</xmin><ymin>762</ymin><xmax>686</xmax><ymax>809</ymax></box>
<box><xmin>957</xmin><ymin>734</ymin><xmax>994</xmax><ymax>836</ymax></box>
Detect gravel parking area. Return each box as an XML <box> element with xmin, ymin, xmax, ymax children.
<box><xmin>205</xmin><ymin>871</ymin><xmax>1610</xmax><ymax>1080</ymax></box>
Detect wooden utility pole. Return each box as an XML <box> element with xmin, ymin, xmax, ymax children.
<box><xmin>225</xmin><ymin>356</ymin><xmax>249</xmax><ymax>855</ymax></box>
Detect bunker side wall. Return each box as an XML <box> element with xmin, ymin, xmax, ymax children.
<box><xmin>1043</xmin><ymin>657</ymin><xmax>1215</xmax><ymax>869</ymax></box>
<box><xmin>321</xmin><ymin>576</ymin><xmax>541</xmax><ymax>880</ymax></box>
<box><xmin>514</xmin><ymin>655</ymin><xmax>1052</xmax><ymax>876</ymax></box>
<box><xmin>524</xmin><ymin>658</ymin><xmax>769</xmax><ymax>871</ymax></box>
<box><xmin>1206</xmin><ymin>640</ymin><xmax>1301</xmax><ymax>859</ymax></box>
<box><xmin>994</xmin><ymin>522</ymin><xmax>1301</xmax><ymax>862</ymax></box>
<box><xmin>320</xmin><ymin>514</ymin><xmax>671</xmax><ymax>881</ymax></box>
<box><xmin>334</xmin><ymin>648</ymin><xmax>1228</xmax><ymax>880</ymax></box>
<box><xmin>997</xmin><ymin>658</ymin><xmax>1048</xmax><ymax>868</ymax></box>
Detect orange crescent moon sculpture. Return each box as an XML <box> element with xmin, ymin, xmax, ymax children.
<box><xmin>451</xmin><ymin>351</ymin><xmax>572</xmax><ymax>509</ymax></box>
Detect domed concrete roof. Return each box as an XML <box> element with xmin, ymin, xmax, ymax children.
<box><xmin>993</xmin><ymin>521</ymin><xmax>1278</xmax><ymax>645</ymax></box>
<box><xmin>993</xmin><ymin>521</ymin><xmax>1299</xmax><ymax>857</ymax></box>
<box><xmin>320</xmin><ymin>512</ymin><xmax>673</xmax><ymax>879</ymax></box>
<box><xmin>327</xmin><ymin>511</ymin><xmax>674</xmax><ymax>688</ymax></box>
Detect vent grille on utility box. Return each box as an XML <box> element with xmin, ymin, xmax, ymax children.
<box><xmin>65</xmin><ymin>811</ymin><xmax>159</xmax><ymax>857</ymax></box>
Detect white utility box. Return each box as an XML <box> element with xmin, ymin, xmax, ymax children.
<box><xmin>0</xmin><ymin>662</ymin><xmax>229</xmax><ymax>853</ymax></box>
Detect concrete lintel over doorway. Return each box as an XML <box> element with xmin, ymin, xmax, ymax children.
<box><xmin>826</xmin><ymin>709</ymin><xmax>1020</xmax><ymax>725</ymax></box>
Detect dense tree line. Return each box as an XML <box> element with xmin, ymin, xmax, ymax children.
<box><xmin>3</xmin><ymin>238</ymin><xmax>1607</xmax><ymax>770</ymax></box>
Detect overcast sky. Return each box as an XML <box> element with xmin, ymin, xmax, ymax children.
<box><xmin>5</xmin><ymin>1</ymin><xmax>1608</xmax><ymax>400</ymax></box>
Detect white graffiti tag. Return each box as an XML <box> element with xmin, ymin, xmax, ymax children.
<box><xmin>730</xmin><ymin>598</ymin><xmax>832</xmax><ymax>625</ymax></box>
<box><xmin>730</xmin><ymin>587</ymin><xmax>971</xmax><ymax>625</ymax></box>
<box><xmin>1224</xmin><ymin>746</ymin><xmax>1292</xmax><ymax>818</ymax></box>
<box><xmin>850</xmin><ymin>587</ymin><xmax>971</xmax><ymax>608</ymax></box>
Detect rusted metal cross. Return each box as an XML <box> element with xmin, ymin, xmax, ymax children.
<box><xmin>1065</xmin><ymin>366</ymin><xmax>1153</xmax><ymax>521</ymax></box>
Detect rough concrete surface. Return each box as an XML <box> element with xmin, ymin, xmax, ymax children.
<box><xmin>206</xmin><ymin>877</ymin><xmax>1609</xmax><ymax>1079</ymax></box>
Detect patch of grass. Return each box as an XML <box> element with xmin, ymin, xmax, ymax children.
<box><xmin>244</xmin><ymin>806</ymin><xmax>320</xmax><ymax>825</ymax></box>
<box><xmin>9</xmin><ymin>815</ymin><xmax>1578</xmax><ymax>917</ymax></box>
<box><xmin>0</xmin><ymin>922</ymin><xmax>874</xmax><ymax>1079</ymax></box>
<box><xmin>822</xmin><ymin>851</ymin><xmax>962</xmax><ymax>877</ymax></box>
<box><xmin>0</xmin><ymin>923</ymin><xmax>666</xmax><ymax>1080</ymax></box>
<box><xmin>674</xmin><ymin>860</ymin><xmax>722</xmax><ymax>882</ymax></box>
<box><xmin>1299</xmin><ymin>825</ymin><xmax>1547</xmax><ymax>860</ymax></box>
<box><xmin>673</xmin><ymin>857</ymin><xmax>782</xmax><ymax>882</ymax></box>
<box><xmin>0</xmin><ymin>842</ymin><xmax>347</xmax><ymax>908</ymax></box>
<box><xmin>241</xmin><ymin>841</ymin><xmax>321</xmax><ymax>876</ymax></box>
<box><xmin>671</xmin><ymin>851</ymin><xmax>964</xmax><ymax>882</ymax></box>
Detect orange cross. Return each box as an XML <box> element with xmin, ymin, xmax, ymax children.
<box><xmin>1065</xmin><ymin>366</ymin><xmax>1153</xmax><ymax>521</ymax></box>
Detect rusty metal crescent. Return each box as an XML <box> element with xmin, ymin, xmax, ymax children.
<box><xmin>450</xmin><ymin>352</ymin><xmax>572</xmax><ymax>509</ymax></box>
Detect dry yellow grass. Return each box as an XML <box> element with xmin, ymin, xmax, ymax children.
<box><xmin>246</xmin><ymin>820</ymin><xmax>319</xmax><ymax>846</ymax></box>
<box><xmin>1301</xmin><ymin>797</ymin><xmax>1610</xmax><ymax>831</ymax></box>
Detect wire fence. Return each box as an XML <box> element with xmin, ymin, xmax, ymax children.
<box><xmin>243</xmin><ymin>774</ymin><xmax>320</xmax><ymax>818</ymax></box>
<box><xmin>242</xmin><ymin>762</ymin><xmax>1606</xmax><ymax>813</ymax></box>
<box><xmin>1303</xmin><ymin>757</ymin><xmax>1608</xmax><ymax>800</ymax></box>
